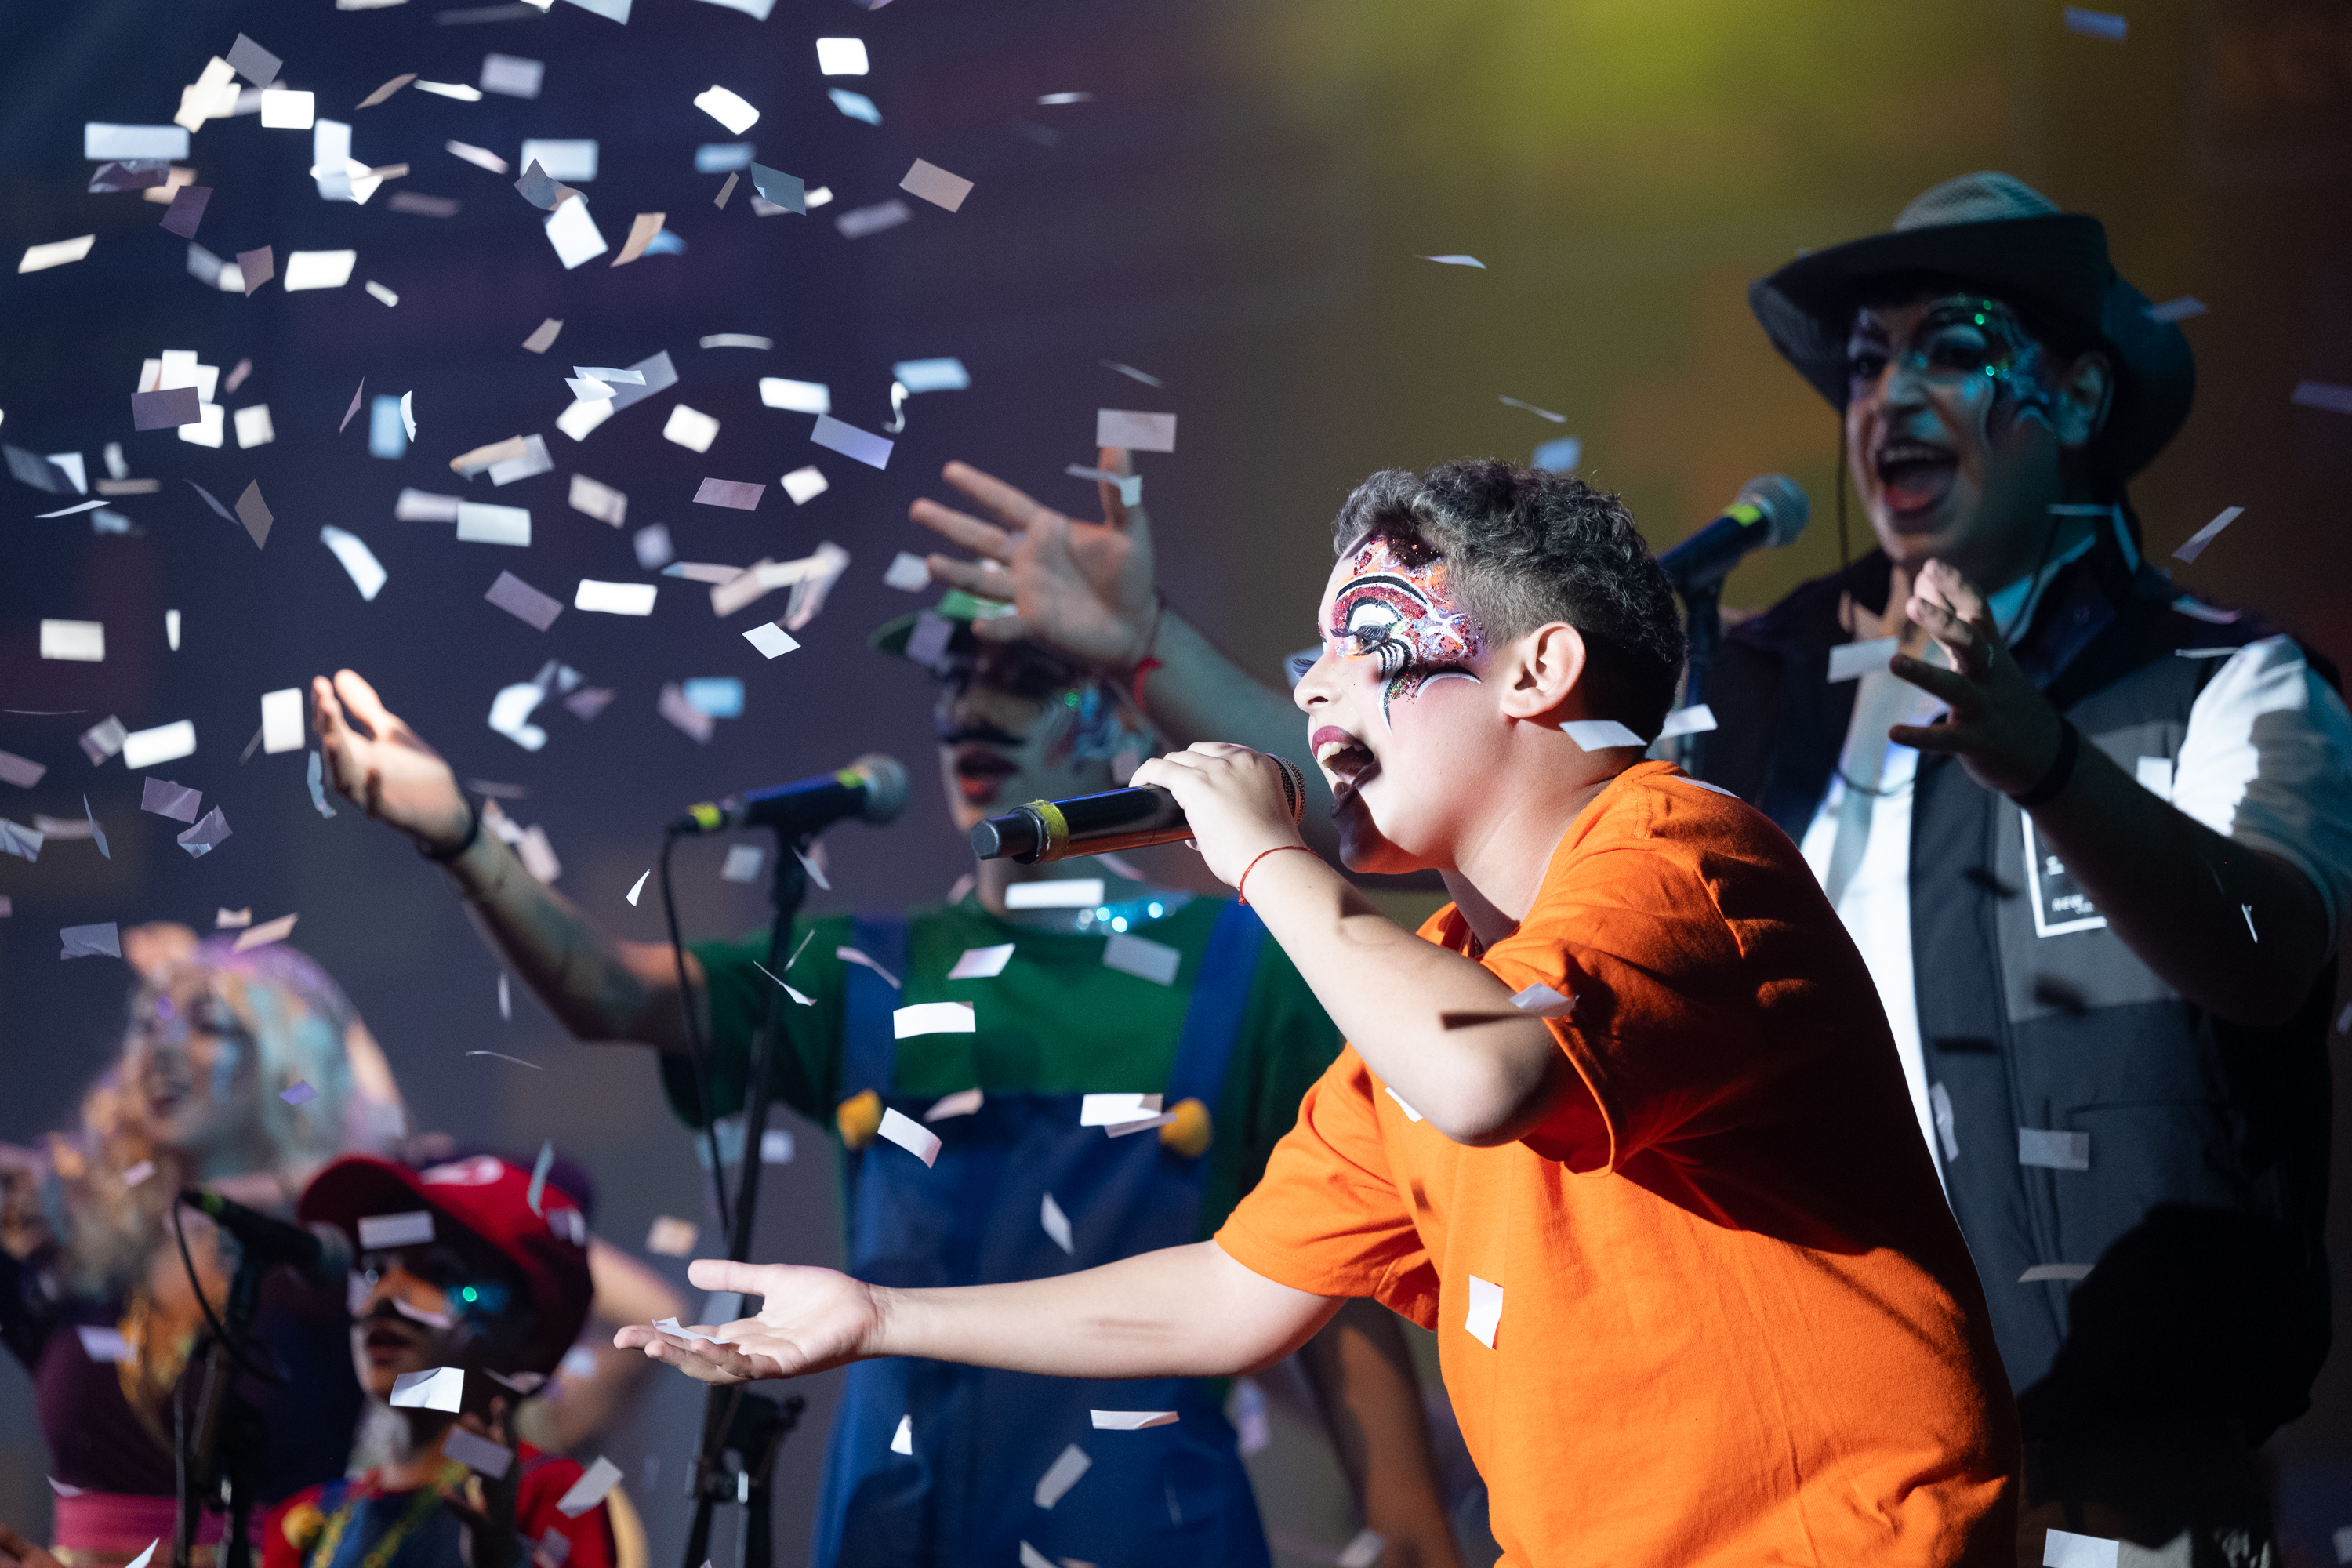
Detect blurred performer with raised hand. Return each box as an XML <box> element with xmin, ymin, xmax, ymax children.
<box><xmin>310</xmin><ymin>623</ymin><xmax>1464</xmax><ymax>1568</ymax></box>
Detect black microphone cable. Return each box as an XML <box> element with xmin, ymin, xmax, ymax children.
<box><xmin>659</xmin><ymin>829</ymin><xmax>731</xmax><ymax>1236</ymax></box>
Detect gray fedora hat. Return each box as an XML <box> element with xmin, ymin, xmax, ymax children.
<box><xmin>1748</xmin><ymin>172</ymin><xmax>2194</xmax><ymax>479</ymax></box>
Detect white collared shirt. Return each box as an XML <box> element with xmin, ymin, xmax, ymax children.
<box><xmin>1797</xmin><ymin>522</ymin><xmax>2352</xmax><ymax>1172</ymax></box>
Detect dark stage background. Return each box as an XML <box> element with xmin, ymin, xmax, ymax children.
<box><xmin>3</xmin><ymin>0</ymin><xmax>2350</xmax><ymax>1562</ymax></box>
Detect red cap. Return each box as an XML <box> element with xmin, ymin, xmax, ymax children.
<box><xmin>301</xmin><ymin>1153</ymin><xmax>593</xmax><ymax>1374</ymax></box>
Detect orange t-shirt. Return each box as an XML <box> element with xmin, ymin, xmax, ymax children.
<box><xmin>1217</xmin><ymin>760</ymin><xmax>2017</xmax><ymax>1566</ymax></box>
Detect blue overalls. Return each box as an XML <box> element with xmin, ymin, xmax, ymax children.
<box><xmin>811</xmin><ymin>902</ymin><xmax>1277</xmax><ymax>1568</ymax></box>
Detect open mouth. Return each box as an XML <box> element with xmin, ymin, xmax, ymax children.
<box><xmin>142</xmin><ymin>1073</ymin><xmax>190</xmax><ymax>1119</ymax></box>
<box><xmin>361</xmin><ymin>1322</ymin><xmax>422</xmax><ymax>1364</ymax></box>
<box><xmin>950</xmin><ymin>745</ymin><xmax>1020</xmax><ymax>805</ymax></box>
<box><xmin>1872</xmin><ymin>437</ymin><xmax>1958</xmax><ymax>518</ymax></box>
<box><xmin>1311</xmin><ymin>725</ymin><xmax>1375</xmax><ymax>786</ymax></box>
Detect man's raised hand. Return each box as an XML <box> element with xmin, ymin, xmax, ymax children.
<box><xmin>1887</xmin><ymin>559</ymin><xmax>2066</xmax><ymax>797</ymax></box>
<box><xmin>310</xmin><ymin>669</ymin><xmax>473</xmax><ymax>855</ymax></box>
<box><xmin>909</xmin><ymin>447</ymin><xmax>1158</xmax><ymax>670</ymax></box>
<box><xmin>615</xmin><ymin>1258</ymin><xmax>885</xmax><ymax>1386</ymax></box>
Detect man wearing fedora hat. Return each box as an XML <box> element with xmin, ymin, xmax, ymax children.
<box><xmin>1711</xmin><ymin>170</ymin><xmax>2352</xmax><ymax>1562</ymax></box>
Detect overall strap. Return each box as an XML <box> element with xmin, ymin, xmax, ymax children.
<box><xmin>1162</xmin><ymin>898</ymin><xmax>1269</xmax><ymax>1109</ymax></box>
<box><xmin>837</xmin><ymin>915</ymin><xmax>910</xmax><ymax>1102</ymax></box>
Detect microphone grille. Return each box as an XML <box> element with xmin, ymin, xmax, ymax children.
<box><xmin>1272</xmin><ymin>756</ymin><xmax>1306</xmax><ymax>825</ymax></box>
<box><xmin>1734</xmin><ymin>474</ymin><xmax>1810</xmax><ymax>549</ymax></box>
<box><xmin>851</xmin><ymin>753</ymin><xmax>910</xmax><ymax>825</ymax></box>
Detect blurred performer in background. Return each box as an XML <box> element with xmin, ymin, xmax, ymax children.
<box><xmin>0</xmin><ymin>930</ymin><xmax>677</xmax><ymax>1566</ymax></box>
<box><xmin>310</xmin><ymin>617</ymin><xmax>1464</xmax><ymax>1568</ymax></box>
<box><xmin>1717</xmin><ymin>172</ymin><xmax>2352</xmax><ymax>1564</ymax></box>
<box><xmin>263</xmin><ymin>1152</ymin><xmax>616</xmax><ymax>1568</ymax></box>
<box><xmin>0</xmin><ymin>927</ymin><xmax>406</xmax><ymax>1567</ymax></box>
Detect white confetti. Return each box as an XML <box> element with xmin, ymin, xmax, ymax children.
<box><xmin>320</xmin><ymin>527</ymin><xmax>388</xmax><ymax>601</ymax></box>
<box><xmin>877</xmin><ymin>1107</ymin><xmax>942</xmax><ymax>1167</ymax></box>
<box><xmin>946</xmin><ymin>943</ymin><xmax>1014</xmax><ymax>979</ymax></box>
<box><xmin>1080</xmin><ymin>1093</ymin><xmax>1160</xmax><ymax>1126</ymax></box>
<box><xmin>1464</xmin><ymin>1274</ymin><xmax>1502</xmax><ymax>1348</ymax></box>
<box><xmin>925</xmin><ymin>1087</ymin><xmax>984</xmax><ymax>1121</ymax></box>
<box><xmin>575</xmin><ymin>580</ymin><xmax>656</xmax><ymax>615</ymax></box>
<box><xmin>1826</xmin><ymin>637</ymin><xmax>1899</xmax><ymax>683</ymax></box>
<box><xmin>1657</xmin><ymin>704</ymin><xmax>1715</xmax><ymax>739</ymax></box>
<box><xmin>692</xmin><ymin>85</ymin><xmax>760</xmax><ymax>135</ymax></box>
<box><xmin>1040</xmin><ymin>1191</ymin><xmax>1073</xmax><ymax>1254</ymax></box>
<box><xmin>664</xmin><ymin>405</ymin><xmax>720</xmax><ymax>452</ymax></box>
<box><xmin>1102</xmin><ymin>932</ymin><xmax>1180</xmax><ymax>985</ymax></box>
<box><xmin>1562</xmin><ymin>720</ymin><xmax>1644</xmax><ymax>750</ymax></box>
<box><xmin>390</xmin><ymin>1366</ymin><xmax>465</xmax><ymax>1410</ymax></box>
<box><xmin>554</xmin><ymin>1457</ymin><xmax>622</xmax><ymax>1519</ymax></box>
<box><xmin>1004</xmin><ymin>879</ymin><xmax>1102</xmax><ymax>909</ymax></box>
<box><xmin>743</xmin><ymin>622</ymin><xmax>800</xmax><ymax>659</ymax></box>
<box><xmin>2042</xmin><ymin>1528</ymin><xmax>2120</xmax><ymax>1568</ymax></box>
<box><xmin>1032</xmin><ymin>1445</ymin><xmax>1091</xmax><ymax>1509</ymax></box>
<box><xmin>1088</xmin><ymin>1409</ymin><xmax>1177</xmax><ymax>1430</ymax></box>
<box><xmin>893</xmin><ymin>1001</ymin><xmax>975</xmax><ymax>1039</ymax></box>
<box><xmin>1508</xmin><ymin>982</ymin><xmax>1574</xmax><ymax>1018</ymax></box>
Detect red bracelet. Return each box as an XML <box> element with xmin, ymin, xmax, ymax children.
<box><xmin>1130</xmin><ymin>656</ymin><xmax>1163</xmax><ymax>712</ymax></box>
<box><xmin>1128</xmin><ymin>593</ymin><xmax>1169</xmax><ymax>712</ymax></box>
<box><xmin>1237</xmin><ymin>844</ymin><xmax>1316</xmax><ymax>906</ymax></box>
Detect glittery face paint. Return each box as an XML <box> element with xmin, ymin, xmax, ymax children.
<box><xmin>1848</xmin><ymin>295</ymin><xmax>2059</xmax><ymax>441</ymax></box>
<box><xmin>1325</xmin><ymin>536</ymin><xmax>1483</xmax><ymax>728</ymax></box>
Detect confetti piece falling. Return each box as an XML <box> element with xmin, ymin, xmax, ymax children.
<box><xmin>2061</xmin><ymin>7</ymin><xmax>2127</xmax><ymax>39</ymax></box>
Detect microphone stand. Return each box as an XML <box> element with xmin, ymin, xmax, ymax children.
<box><xmin>682</xmin><ymin>833</ymin><xmax>811</xmax><ymax>1568</ymax></box>
<box><xmin>1675</xmin><ymin>584</ymin><xmax>1722</xmax><ymax>780</ymax></box>
<box><xmin>174</xmin><ymin>1233</ymin><xmax>268</xmax><ymax>1568</ymax></box>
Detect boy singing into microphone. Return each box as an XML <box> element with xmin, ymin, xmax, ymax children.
<box><xmin>622</xmin><ymin>460</ymin><xmax>2020</xmax><ymax>1566</ymax></box>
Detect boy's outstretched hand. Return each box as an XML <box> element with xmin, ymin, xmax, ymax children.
<box><xmin>615</xmin><ymin>1259</ymin><xmax>884</xmax><ymax>1385</ymax></box>
<box><xmin>1127</xmin><ymin>743</ymin><xmax>1308</xmax><ymax>887</ymax></box>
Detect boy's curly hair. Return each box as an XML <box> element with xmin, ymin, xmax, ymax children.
<box><xmin>1331</xmin><ymin>459</ymin><xmax>1686</xmax><ymax>739</ymax></box>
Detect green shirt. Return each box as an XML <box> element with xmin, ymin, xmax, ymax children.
<box><xmin>663</xmin><ymin>895</ymin><xmax>1342</xmax><ymax>1238</ymax></box>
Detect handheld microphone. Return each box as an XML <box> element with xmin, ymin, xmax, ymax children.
<box><xmin>180</xmin><ymin>1189</ymin><xmax>354</xmax><ymax>1289</ymax></box>
<box><xmin>1655</xmin><ymin>475</ymin><xmax>1809</xmax><ymax>597</ymax></box>
<box><xmin>673</xmin><ymin>753</ymin><xmax>909</xmax><ymax>837</ymax></box>
<box><xmin>971</xmin><ymin>756</ymin><xmax>1306</xmax><ymax>863</ymax></box>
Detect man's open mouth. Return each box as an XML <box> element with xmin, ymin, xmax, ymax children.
<box><xmin>361</xmin><ymin>1321</ymin><xmax>423</xmax><ymax>1363</ymax></box>
<box><xmin>951</xmin><ymin>746</ymin><xmax>1020</xmax><ymax>804</ymax></box>
<box><xmin>1873</xmin><ymin>437</ymin><xmax>1958</xmax><ymax>517</ymax></box>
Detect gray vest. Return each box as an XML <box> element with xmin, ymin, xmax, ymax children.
<box><xmin>1707</xmin><ymin>535</ymin><xmax>2332</xmax><ymax>1441</ymax></box>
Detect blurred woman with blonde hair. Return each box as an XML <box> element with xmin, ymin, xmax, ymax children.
<box><xmin>0</xmin><ymin>924</ymin><xmax>406</xmax><ymax>1568</ymax></box>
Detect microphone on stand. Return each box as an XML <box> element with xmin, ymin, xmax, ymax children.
<box><xmin>971</xmin><ymin>756</ymin><xmax>1306</xmax><ymax>863</ymax></box>
<box><xmin>179</xmin><ymin>1189</ymin><xmax>354</xmax><ymax>1289</ymax></box>
<box><xmin>1659</xmin><ymin>476</ymin><xmax>1809</xmax><ymax>780</ymax></box>
<box><xmin>1655</xmin><ymin>474</ymin><xmax>1809</xmax><ymax>597</ymax></box>
<box><xmin>672</xmin><ymin>753</ymin><xmax>909</xmax><ymax>837</ymax></box>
